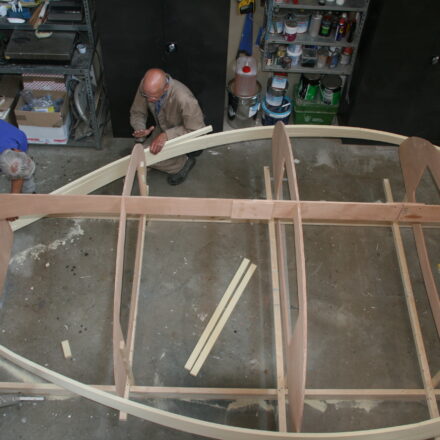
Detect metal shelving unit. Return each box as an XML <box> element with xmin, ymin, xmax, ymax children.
<box><xmin>263</xmin><ymin>0</ymin><xmax>370</xmax><ymax>75</ymax></box>
<box><xmin>0</xmin><ymin>0</ymin><xmax>106</xmax><ymax>148</ymax></box>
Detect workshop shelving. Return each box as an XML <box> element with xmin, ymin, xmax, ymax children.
<box><xmin>0</xmin><ymin>0</ymin><xmax>107</xmax><ymax>148</ymax></box>
<box><xmin>262</xmin><ymin>0</ymin><xmax>370</xmax><ymax>75</ymax></box>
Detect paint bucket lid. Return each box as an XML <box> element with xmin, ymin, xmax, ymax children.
<box><xmin>303</xmin><ymin>73</ymin><xmax>321</xmax><ymax>84</ymax></box>
<box><xmin>321</xmin><ymin>74</ymin><xmax>342</xmax><ymax>89</ymax></box>
<box><xmin>262</xmin><ymin>96</ymin><xmax>292</xmax><ymax>118</ymax></box>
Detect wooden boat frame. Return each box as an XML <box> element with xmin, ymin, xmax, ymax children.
<box><xmin>0</xmin><ymin>123</ymin><xmax>439</xmax><ymax>439</ymax></box>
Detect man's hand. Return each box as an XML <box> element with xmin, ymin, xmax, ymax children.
<box><xmin>132</xmin><ymin>126</ymin><xmax>155</xmax><ymax>139</ymax></box>
<box><xmin>149</xmin><ymin>132</ymin><xmax>168</xmax><ymax>155</ymax></box>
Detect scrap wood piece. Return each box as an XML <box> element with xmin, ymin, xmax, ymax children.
<box><xmin>185</xmin><ymin>258</ymin><xmax>251</xmax><ymax>371</ymax></box>
<box><xmin>383</xmin><ymin>179</ymin><xmax>439</xmax><ymax>419</ymax></box>
<box><xmin>190</xmin><ymin>263</ymin><xmax>257</xmax><ymax>376</ymax></box>
<box><xmin>61</xmin><ymin>340</ymin><xmax>72</xmax><ymax>359</ymax></box>
<box><xmin>0</xmin><ymin>220</ymin><xmax>13</xmax><ymax>299</ymax></box>
<box><xmin>2</xmin><ymin>344</ymin><xmax>440</xmax><ymax>440</ymax></box>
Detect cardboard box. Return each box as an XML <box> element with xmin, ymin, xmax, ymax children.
<box><xmin>0</xmin><ymin>97</ymin><xmax>16</xmax><ymax>125</ymax></box>
<box><xmin>14</xmin><ymin>90</ymin><xmax>70</xmax><ymax>144</ymax></box>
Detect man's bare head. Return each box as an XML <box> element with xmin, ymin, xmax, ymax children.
<box><xmin>141</xmin><ymin>69</ymin><xmax>169</xmax><ymax>102</ymax></box>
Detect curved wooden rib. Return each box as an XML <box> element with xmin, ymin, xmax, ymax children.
<box><xmin>0</xmin><ymin>343</ymin><xmax>439</xmax><ymax>440</ymax></box>
<box><xmin>272</xmin><ymin>122</ymin><xmax>308</xmax><ymax>432</ymax></box>
<box><xmin>11</xmin><ymin>124</ymin><xmax>439</xmax><ymax>232</ymax></box>
<box><xmin>399</xmin><ymin>137</ymin><xmax>440</xmax><ymax>338</ymax></box>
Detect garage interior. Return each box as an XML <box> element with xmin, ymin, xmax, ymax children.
<box><xmin>0</xmin><ymin>1</ymin><xmax>439</xmax><ymax>439</ymax></box>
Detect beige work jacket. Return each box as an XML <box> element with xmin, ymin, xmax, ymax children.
<box><xmin>130</xmin><ymin>76</ymin><xmax>205</xmax><ymax>141</ymax></box>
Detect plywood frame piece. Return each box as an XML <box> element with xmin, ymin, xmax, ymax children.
<box><xmin>383</xmin><ymin>178</ymin><xmax>439</xmax><ymax>419</ymax></box>
<box><xmin>399</xmin><ymin>137</ymin><xmax>440</xmax><ymax>338</ymax></box>
<box><xmin>272</xmin><ymin>122</ymin><xmax>308</xmax><ymax>432</ymax></box>
<box><xmin>1</xmin><ymin>125</ymin><xmax>440</xmax><ymax>439</ymax></box>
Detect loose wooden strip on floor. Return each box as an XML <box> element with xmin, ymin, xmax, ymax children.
<box><xmin>190</xmin><ymin>263</ymin><xmax>257</xmax><ymax>376</ymax></box>
<box><xmin>185</xmin><ymin>258</ymin><xmax>250</xmax><ymax>371</ymax></box>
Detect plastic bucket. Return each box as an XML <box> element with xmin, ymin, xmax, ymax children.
<box><xmin>227</xmin><ymin>79</ymin><xmax>261</xmax><ymax>129</ymax></box>
<box><xmin>262</xmin><ymin>97</ymin><xmax>292</xmax><ymax>126</ymax></box>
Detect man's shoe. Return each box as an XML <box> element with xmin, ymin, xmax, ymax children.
<box><xmin>167</xmin><ymin>157</ymin><xmax>196</xmax><ymax>185</ymax></box>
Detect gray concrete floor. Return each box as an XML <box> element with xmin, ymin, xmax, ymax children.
<box><xmin>0</xmin><ymin>124</ymin><xmax>439</xmax><ymax>438</ymax></box>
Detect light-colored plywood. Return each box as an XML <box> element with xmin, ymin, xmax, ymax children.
<box><xmin>185</xmin><ymin>258</ymin><xmax>250</xmax><ymax>371</ymax></box>
<box><xmin>1</xmin><ymin>344</ymin><xmax>440</xmax><ymax>440</ymax></box>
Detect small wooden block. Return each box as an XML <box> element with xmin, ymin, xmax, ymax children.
<box><xmin>61</xmin><ymin>340</ymin><xmax>72</xmax><ymax>359</ymax></box>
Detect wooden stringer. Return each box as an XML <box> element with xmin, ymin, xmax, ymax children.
<box><xmin>113</xmin><ymin>144</ymin><xmax>148</xmax><ymax>420</ymax></box>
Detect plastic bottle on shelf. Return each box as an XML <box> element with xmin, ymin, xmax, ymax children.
<box><xmin>234</xmin><ymin>56</ymin><xmax>258</xmax><ymax>97</ymax></box>
<box><xmin>309</xmin><ymin>12</ymin><xmax>322</xmax><ymax>37</ymax></box>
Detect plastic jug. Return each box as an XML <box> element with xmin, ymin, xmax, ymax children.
<box><xmin>234</xmin><ymin>56</ymin><xmax>258</xmax><ymax>97</ymax></box>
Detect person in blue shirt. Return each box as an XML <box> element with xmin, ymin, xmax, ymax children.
<box><xmin>0</xmin><ymin>119</ymin><xmax>36</xmax><ymax>195</ymax></box>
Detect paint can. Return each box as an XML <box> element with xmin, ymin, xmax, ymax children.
<box><xmin>320</xmin><ymin>75</ymin><xmax>342</xmax><ymax>105</ymax></box>
<box><xmin>270</xmin><ymin>15</ymin><xmax>284</xmax><ymax>35</ymax></box>
<box><xmin>298</xmin><ymin>73</ymin><xmax>321</xmax><ymax>101</ymax></box>
<box><xmin>284</xmin><ymin>20</ymin><xmax>298</xmax><ymax>42</ymax></box>
<box><xmin>262</xmin><ymin>96</ymin><xmax>292</xmax><ymax>126</ymax></box>
<box><xmin>227</xmin><ymin>79</ymin><xmax>261</xmax><ymax>129</ymax></box>
<box><xmin>295</xmin><ymin>12</ymin><xmax>310</xmax><ymax>34</ymax></box>
<box><xmin>266</xmin><ymin>75</ymin><xmax>288</xmax><ymax>107</ymax></box>
<box><xmin>287</xmin><ymin>44</ymin><xmax>302</xmax><ymax>66</ymax></box>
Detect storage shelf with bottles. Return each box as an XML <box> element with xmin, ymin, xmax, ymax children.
<box><xmin>263</xmin><ymin>0</ymin><xmax>369</xmax><ymax>74</ymax></box>
<box><xmin>271</xmin><ymin>0</ymin><xmax>367</xmax><ymax>12</ymax></box>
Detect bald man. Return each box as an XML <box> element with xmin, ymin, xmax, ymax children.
<box><xmin>130</xmin><ymin>69</ymin><xmax>205</xmax><ymax>185</ymax></box>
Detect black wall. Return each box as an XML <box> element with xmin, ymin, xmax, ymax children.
<box><xmin>95</xmin><ymin>1</ymin><xmax>230</xmax><ymax>137</ymax></box>
<box><xmin>339</xmin><ymin>0</ymin><xmax>440</xmax><ymax>144</ymax></box>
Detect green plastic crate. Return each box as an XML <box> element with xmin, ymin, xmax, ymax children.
<box><xmin>293</xmin><ymin>85</ymin><xmax>338</xmax><ymax>125</ymax></box>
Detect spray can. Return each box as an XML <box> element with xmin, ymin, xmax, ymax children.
<box><xmin>335</xmin><ymin>13</ymin><xmax>347</xmax><ymax>41</ymax></box>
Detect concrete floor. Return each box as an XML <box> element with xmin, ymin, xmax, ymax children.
<box><xmin>0</xmin><ymin>124</ymin><xmax>439</xmax><ymax>439</ymax></box>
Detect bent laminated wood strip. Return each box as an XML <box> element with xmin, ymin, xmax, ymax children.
<box><xmin>1</xmin><ymin>343</ymin><xmax>440</xmax><ymax>440</ymax></box>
